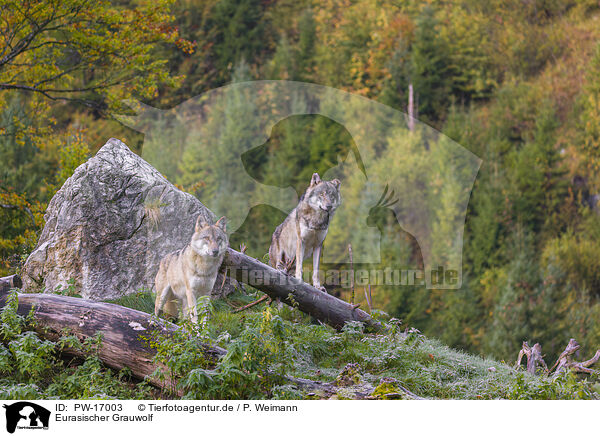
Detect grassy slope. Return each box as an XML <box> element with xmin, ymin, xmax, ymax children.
<box><xmin>109</xmin><ymin>291</ymin><xmax>599</xmax><ymax>400</ymax></box>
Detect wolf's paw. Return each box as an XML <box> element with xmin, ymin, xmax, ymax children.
<box><xmin>314</xmin><ymin>284</ymin><xmax>326</xmax><ymax>292</ymax></box>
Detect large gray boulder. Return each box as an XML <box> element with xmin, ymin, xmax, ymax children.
<box><xmin>23</xmin><ymin>138</ymin><xmax>236</xmax><ymax>300</ymax></box>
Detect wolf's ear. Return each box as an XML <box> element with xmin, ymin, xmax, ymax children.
<box><xmin>310</xmin><ymin>172</ymin><xmax>322</xmax><ymax>187</ymax></box>
<box><xmin>331</xmin><ymin>179</ymin><xmax>341</xmax><ymax>190</ymax></box>
<box><xmin>195</xmin><ymin>215</ymin><xmax>210</xmax><ymax>232</ymax></box>
<box><xmin>215</xmin><ymin>216</ymin><xmax>227</xmax><ymax>231</ymax></box>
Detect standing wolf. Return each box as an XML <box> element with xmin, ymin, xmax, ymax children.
<box><xmin>269</xmin><ymin>173</ymin><xmax>341</xmax><ymax>290</ymax></box>
<box><xmin>155</xmin><ymin>216</ymin><xmax>228</xmax><ymax>323</ymax></box>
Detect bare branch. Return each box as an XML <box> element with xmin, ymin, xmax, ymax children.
<box><xmin>232</xmin><ymin>294</ymin><xmax>269</xmax><ymax>313</ymax></box>
<box><xmin>0</xmin><ymin>83</ymin><xmax>105</xmax><ymax>110</ymax></box>
<box><xmin>0</xmin><ymin>203</ymin><xmax>36</xmax><ymax>227</ymax></box>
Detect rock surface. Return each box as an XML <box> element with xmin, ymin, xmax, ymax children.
<box><xmin>23</xmin><ymin>138</ymin><xmax>237</xmax><ymax>300</ymax></box>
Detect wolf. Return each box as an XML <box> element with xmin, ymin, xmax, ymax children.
<box><xmin>154</xmin><ymin>215</ymin><xmax>228</xmax><ymax>323</ymax></box>
<box><xmin>269</xmin><ymin>173</ymin><xmax>341</xmax><ymax>290</ymax></box>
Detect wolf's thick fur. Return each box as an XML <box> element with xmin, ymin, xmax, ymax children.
<box><xmin>155</xmin><ymin>216</ymin><xmax>228</xmax><ymax>322</ymax></box>
<box><xmin>269</xmin><ymin>173</ymin><xmax>341</xmax><ymax>290</ymax></box>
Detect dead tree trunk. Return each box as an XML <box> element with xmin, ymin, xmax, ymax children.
<box><xmin>0</xmin><ymin>280</ymin><xmax>225</xmax><ymax>391</ymax></box>
<box><xmin>527</xmin><ymin>343</ymin><xmax>548</xmax><ymax>374</ymax></box>
<box><xmin>516</xmin><ymin>338</ymin><xmax>599</xmax><ymax>377</ymax></box>
<box><xmin>515</xmin><ymin>342</ymin><xmax>548</xmax><ymax>374</ymax></box>
<box><xmin>549</xmin><ymin>338</ymin><xmax>580</xmax><ymax>374</ymax></box>
<box><xmin>407</xmin><ymin>83</ymin><xmax>415</xmax><ymax>132</ymax></box>
<box><xmin>222</xmin><ymin>248</ymin><xmax>384</xmax><ymax>332</ymax></box>
<box><xmin>550</xmin><ymin>339</ymin><xmax>600</xmax><ymax>375</ymax></box>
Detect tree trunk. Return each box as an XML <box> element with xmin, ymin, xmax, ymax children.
<box><xmin>408</xmin><ymin>83</ymin><xmax>415</xmax><ymax>132</ymax></box>
<box><xmin>0</xmin><ymin>280</ymin><xmax>225</xmax><ymax>392</ymax></box>
<box><xmin>526</xmin><ymin>343</ymin><xmax>548</xmax><ymax>375</ymax></box>
<box><xmin>222</xmin><ymin>248</ymin><xmax>384</xmax><ymax>332</ymax></box>
<box><xmin>515</xmin><ymin>341</ymin><xmax>548</xmax><ymax>375</ymax></box>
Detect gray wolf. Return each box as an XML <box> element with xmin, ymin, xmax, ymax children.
<box><xmin>269</xmin><ymin>173</ymin><xmax>341</xmax><ymax>290</ymax></box>
<box><xmin>155</xmin><ymin>215</ymin><xmax>228</xmax><ymax>322</ymax></box>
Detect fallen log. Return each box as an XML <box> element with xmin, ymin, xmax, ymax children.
<box><xmin>0</xmin><ymin>284</ymin><xmax>226</xmax><ymax>392</ymax></box>
<box><xmin>222</xmin><ymin>248</ymin><xmax>384</xmax><ymax>332</ymax></box>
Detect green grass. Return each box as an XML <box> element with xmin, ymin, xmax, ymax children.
<box><xmin>105</xmin><ymin>292</ymin><xmax>156</xmax><ymax>314</ymax></box>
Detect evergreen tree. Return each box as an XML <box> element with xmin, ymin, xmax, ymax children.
<box><xmin>578</xmin><ymin>43</ymin><xmax>600</xmax><ymax>189</ymax></box>
<box><xmin>379</xmin><ymin>38</ymin><xmax>411</xmax><ymax>112</ymax></box>
<box><xmin>410</xmin><ymin>6</ymin><xmax>454</xmax><ymax>124</ymax></box>
<box><xmin>210</xmin><ymin>0</ymin><xmax>272</xmax><ymax>82</ymax></box>
<box><xmin>507</xmin><ymin>104</ymin><xmax>568</xmax><ymax>235</ymax></box>
<box><xmin>267</xmin><ymin>9</ymin><xmax>316</xmax><ymax>82</ymax></box>
<box><xmin>484</xmin><ymin>229</ymin><xmax>542</xmax><ymax>360</ymax></box>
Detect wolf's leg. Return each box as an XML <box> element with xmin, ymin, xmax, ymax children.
<box><xmin>185</xmin><ymin>289</ymin><xmax>198</xmax><ymax>324</ymax></box>
<box><xmin>180</xmin><ymin>296</ymin><xmax>189</xmax><ymax>321</ymax></box>
<box><xmin>275</xmin><ymin>251</ymin><xmax>286</xmax><ymax>270</ymax></box>
<box><xmin>154</xmin><ymin>289</ymin><xmax>162</xmax><ymax>317</ymax></box>
<box><xmin>295</xmin><ymin>243</ymin><xmax>304</xmax><ymax>281</ymax></box>
<box><xmin>155</xmin><ymin>285</ymin><xmax>172</xmax><ymax>317</ymax></box>
<box><xmin>295</xmin><ymin>223</ymin><xmax>304</xmax><ymax>281</ymax></box>
<box><xmin>312</xmin><ymin>244</ymin><xmax>325</xmax><ymax>291</ymax></box>
<box><xmin>275</xmin><ymin>253</ymin><xmax>295</xmax><ymax>274</ymax></box>
<box><xmin>163</xmin><ymin>296</ymin><xmax>179</xmax><ymax>319</ymax></box>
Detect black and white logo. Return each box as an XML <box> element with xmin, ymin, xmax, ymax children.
<box><xmin>2</xmin><ymin>402</ymin><xmax>50</xmax><ymax>433</ymax></box>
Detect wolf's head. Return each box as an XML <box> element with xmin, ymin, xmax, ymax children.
<box><xmin>191</xmin><ymin>216</ymin><xmax>229</xmax><ymax>258</ymax></box>
<box><xmin>304</xmin><ymin>173</ymin><xmax>341</xmax><ymax>214</ymax></box>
